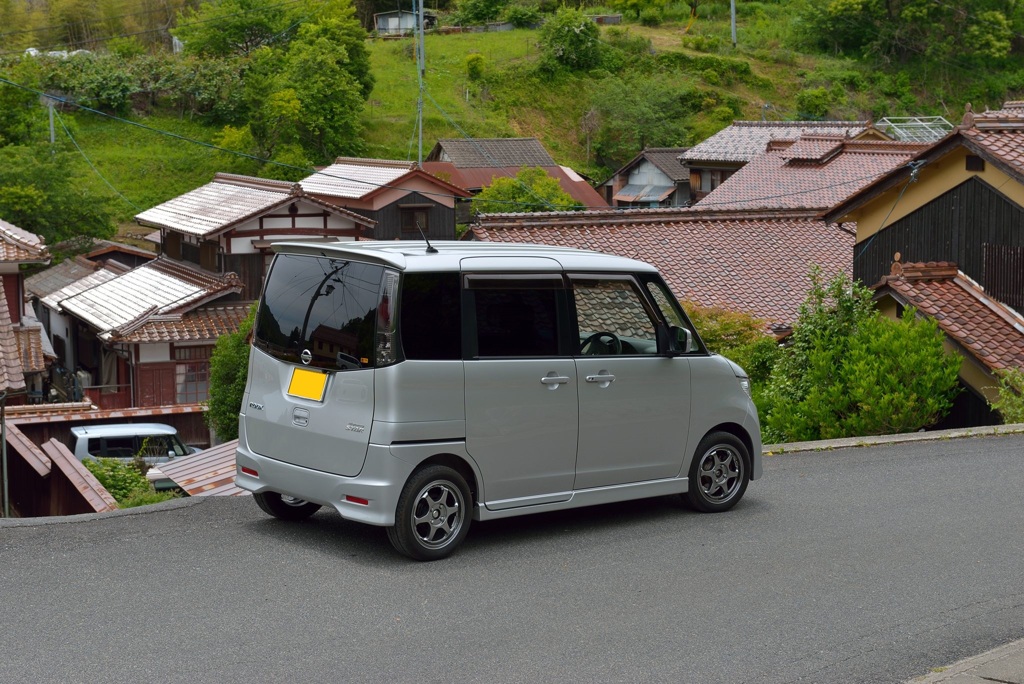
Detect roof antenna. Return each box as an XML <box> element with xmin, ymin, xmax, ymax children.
<box><xmin>415</xmin><ymin>220</ymin><xmax>438</xmax><ymax>253</ymax></box>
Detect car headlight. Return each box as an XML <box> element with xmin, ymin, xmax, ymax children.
<box><xmin>738</xmin><ymin>375</ymin><xmax>751</xmax><ymax>398</ymax></box>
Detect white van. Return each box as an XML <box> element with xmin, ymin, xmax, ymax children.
<box><xmin>71</xmin><ymin>423</ymin><xmax>199</xmax><ymax>489</ymax></box>
<box><xmin>236</xmin><ymin>241</ymin><xmax>761</xmax><ymax>560</ymax></box>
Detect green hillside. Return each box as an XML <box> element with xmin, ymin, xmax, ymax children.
<box><xmin>2</xmin><ymin>0</ymin><xmax>1023</xmax><ymax>240</ymax></box>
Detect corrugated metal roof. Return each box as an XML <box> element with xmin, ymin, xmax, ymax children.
<box><xmin>300</xmin><ymin>158</ymin><xmax>415</xmax><ymax>199</ymax></box>
<box><xmin>41</xmin><ymin>267</ymin><xmax>119</xmax><ymax>311</ymax></box>
<box><xmin>427</xmin><ymin>138</ymin><xmax>556</xmax><ymax>167</ymax></box>
<box><xmin>0</xmin><ymin>218</ymin><xmax>49</xmax><ymax>264</ymax></box>
<box><xmin>24</xmin><ymin>256</ymin><xmax>100</xmax><ymax>299</ymax></box>
<box><xmin>57</xmin><ymin>258</ymin><xmax>242</xmax><ymax>338</ymax></box>
<box><xmin>613</xmin><ymin>184</ymin><xmax>675</xmax><ymax>203</ymax></box>
<box><xmin>156</xmin><ymin>440</ymin><xmax>249</xmax><ymax>496</ymax></box>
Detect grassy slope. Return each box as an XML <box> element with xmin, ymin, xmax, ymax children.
<box><xmin>58</xmin><ymin>9</ymin><xmax>957</xmax><ymax>232</ymax></box>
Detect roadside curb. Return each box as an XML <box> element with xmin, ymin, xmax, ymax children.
<box><xmin>763</xmin><ymin>422</ymin><xmax>1024</xmax><ymax>455</ymax></box>
<box><xmin>0</xmin><ymin>495</ymin><xmax>205</xmax><ymax>528</ymax></box>
<box><xmin>907</xmin><ymin>637</ymin><xmax>1024</xmax><ymax>682</ymax></box>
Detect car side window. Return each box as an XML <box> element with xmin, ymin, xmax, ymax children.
<box><xmin>102</xmin><ymin>436</ymin><xmax>136</xmax><ymax>459</ymax></box>
<box><xmin>465</xmin><ymin>275</ymin><xmax>562</xmax><ymax>358</ymax></box>
<box><xmin>571</xmin><ymin>277</ymin><xmax>658</xmax><ymax>356</ymax></box>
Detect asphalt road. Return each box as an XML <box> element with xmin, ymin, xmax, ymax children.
<box><xmin>2</xmin><ymin>434</ymin><xmax>1023</xmax><ymax>684</ymax></box>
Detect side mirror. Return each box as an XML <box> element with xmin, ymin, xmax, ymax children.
<box><xmin>660</xmin><ymin>325</ymin><xmax>692</xmax><ymax>355</ymax></box>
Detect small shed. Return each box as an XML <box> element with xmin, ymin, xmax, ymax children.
<box><xmin>374</xmin><ymin>10</ymin><xmax>437</xmax><ymax>35</ymax></box>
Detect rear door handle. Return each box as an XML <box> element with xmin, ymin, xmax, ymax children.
<box><xmin>585</xmin><ymin>374</ymin><xmax>616</xmax><ymax>383</ymax></box>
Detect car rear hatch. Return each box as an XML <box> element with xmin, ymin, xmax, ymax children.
<box><xmin>241</xmin><ymin>253</ymin><xmax>396</xmax><ymax>477</ymax></box>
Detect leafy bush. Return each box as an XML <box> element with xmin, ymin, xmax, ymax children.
<box><xmin>83</xmin><ymin>458</ymin><xmax>146</xmax><ymax>502</ymax></box>
<box><xmin>501</xmin><ymin>3</ymin><xmax>541</xmax><ymax>28</ymax></box>
<box><xmin>473</xmin><ymin>166</ymin><xmax>581</xmax><ymax>213</ymax></box>
<box><xmin>453</xmin><ymin>0</ymin><xmax>509</xmax><ymax>25</ymax></box>
<box><xmin>205</xmin><ymin>305</ymin><xmax>256</xmax><ymax>441</ymax></box>
<box><xmin>539</xmin><ymin>7</ymin><xmax>602</xmax><ymax>72</ymax></box>
<box><xmin>466</xmin><ymin>53</ymin><xmax>486</xmax><ymax>81</ymax></box>
<box><xmin>795</xmin><ymin>86</ymin><xmax>832</xmax><ymax>119</ymax></box>
<box><xmin>639</xmin><ymin>7</ymin><xmax>663</xmax><ymax>26</ymax></box>
<box><xmin>684</xmin><ymin>302</ymin><xmax>779</xmax><ymax>388</ymax></box>
<box><xmin>603</xmin><ymin>27</ymin><xmax>652</xmax><ymax>56</ymax></box>
<box><xmin>760</xmin><ymin>269</ymin><xmax>962</xmax><ymax>442</ymax></box>
<box><xmin>680</xmin><ymin>33</ymin><xmax>723</xmax><ymax>53</ymax></box>
<box><xmin>989</xmin><ymin>367</ymin><xmax>1024</xmax><ymax>424</ymax></box>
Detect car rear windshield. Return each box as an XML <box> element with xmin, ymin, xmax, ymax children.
<box><xmin>254</xmin><ymin>253</ymin><xmax>386</xmax><ymax>370</ymax></box>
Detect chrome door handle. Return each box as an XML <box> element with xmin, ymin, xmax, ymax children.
<box><xmin>540</xmin><ymin>375</ymin><xmax>570</xmax><ymax>385</ymax></box>
<box><xmin>585</xmin><ymin>374</ymin><xmax>616</xmax><ymax>383</ymax></box>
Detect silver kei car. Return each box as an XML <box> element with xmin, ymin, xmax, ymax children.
<box><xmin>236</xmin><ymin>240</ymin><xmax>761</xmax><ymax>560</ymax></box>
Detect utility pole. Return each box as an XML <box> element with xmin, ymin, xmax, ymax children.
<box><xmin>731</xmin><ymin>0</ymin><xmax>737</xmax><ymax>49</ymax></box>
<box><xmin>416</xmin><ymin>0</ymin><xmax>426</xmax><ymax>164</ymax></box>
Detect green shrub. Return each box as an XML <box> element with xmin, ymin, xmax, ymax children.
<box><xmin>639</xmin><ymin>7</ymin><xmax>662</xmax><ymax>26</ymax></box>
<box><xmin>83</xmin><ymin>458</ymin><xmax>148</xmax><ymax>501</ymax></box>
<box><xmin>119</xmin><ymin>488</ymin><xmax>179</xmax><ymax>508</ymax></box>
<box><xmin>502</xmin><ymin>3</ymin><xmax>541</xmax><ymax>28</ymax></box>
<box><xmin>989</xmin><ymin>367</ymin><xmax>1024</xmax><ymax>424</ymax></box>
<box><xmin>681</xmin><ymin>33</ymin><xmax>723</xmax><ymax>53</ymax></box>
<box><xmin>539</xmin><ymin>7</ymin><xmax>602</xmax><ymax>72</ymax></box>
<box><xmin>760</xmin><ymin>270</ymin><xmax>962</xmax><ymax>442</ymax></box>
<box><xmin>795</xmin><ymin>86</ymin><xmax>832</xmax><ymax>119</ymax></box>
<box><xmin>603</xmin><ymin>27</ymin><xmax>652</xmax><ymax>56</ymax></box>
<box><xmin>205</xmin><ymin>305</ymin><xmax>256</xmax><ymax>441</ymax></box>
<box><xmin>466</xmin><ymin>53</ymin><xmax>486</xmax><ymax>81</ymax></box>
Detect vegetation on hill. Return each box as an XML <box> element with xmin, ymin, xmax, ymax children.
<box><xmin>2</xmin><ymin>0</ymin><xmax>1024</xmax><ymax>234</ymax></box>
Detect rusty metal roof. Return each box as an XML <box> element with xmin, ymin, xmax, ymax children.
<box><xmin>157</xmin><ymin>439</ymin><xmax>249</xmax><ymax>497</ymax></box>
<box><xmin>0</xmin><ymin>218</ymin><xmax>49</xmax><ymax>264</ymax></box>
<box><xmin>57</xmin><ymin>258</ymin><xmax>242</xmax><ymax>339</ymax></box>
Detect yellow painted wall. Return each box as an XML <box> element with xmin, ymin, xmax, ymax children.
<box><xmin>838</xmin><ymin>146</ymin><xmax>1024</xmax><ymax>242</ymax></box>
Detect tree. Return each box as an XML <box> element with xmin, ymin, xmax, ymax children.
<box><xmin>174</xmin><ymin>0</ymin><xmax>293</xmax><ymax>57</ymax></box>
<box><xmin>472</xmin><ymin>167</ymin><xmax>581</xmax><ymax>214</ymax></box>
<box><xmin>0</xmin><ymin>144</ymin><xmax>115</xmax><ymax>245</ymax></box>
<box><xmin>205</xmin><ymin>305</ymin><xmax>255</xmax><ymax>442</ymax></box>
<box><xmin>760</xmin><ymin>269</ymin><xmax>961</xmax><ymax>442</ymax></box>
<box><xmin>538</xmin><ymin>7</ymin><xmax>602</xmax><ymax>72</ymax></box>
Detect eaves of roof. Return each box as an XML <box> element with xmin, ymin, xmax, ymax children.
<box><xmin>0</xmin><ymin>218</ymin><xmax>49</xmax><ymax>264</ymax></box>
<box><xmin>0</xmin><ymin>279</ymin><xmax>26</xmax><ymax>392</ymax></box>
<box><xmin>360</xmin><ymin>167</ymin><xmax>474</xmax><ymax>201</ymax></box>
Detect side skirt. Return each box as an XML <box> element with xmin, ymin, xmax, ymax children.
<box><xmin>474</xmin><ymin>476</ymin><xmax>689</xmax><ymax>522</ymax></box>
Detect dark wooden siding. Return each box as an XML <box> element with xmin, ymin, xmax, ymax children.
<box><xmin>369</xmin><ymin>192</ymin><xmax>457</xmax><ymax>240</ymax></box>
<box><xmin>224</xmin><ymin>253</ymin><xmax>265</xmax><ymax>300</ymax></box>
<box><xmin>854</xmin><ymin>177</ymin><xmax>1024</xmax><ymax>298</ymax></box>
<box><xmin>984</xmin><ymin>244</ymin><xmax>1024</xmax><ymax>312</ymax></box>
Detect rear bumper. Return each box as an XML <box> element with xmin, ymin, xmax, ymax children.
<box><xmin>235</xmin><ymin>426</ymin><xmax>417</xmax><ymax>526</ymax></box>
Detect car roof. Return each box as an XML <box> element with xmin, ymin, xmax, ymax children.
<box><xmin>269</xmin><ymin>240</ymin><xmax>659</xmax><ymax>274</ymax></box>
<box><xmin>70</xmin><ymin>423</ymin><xmax>178</xmax><ymax>438</ymax></box>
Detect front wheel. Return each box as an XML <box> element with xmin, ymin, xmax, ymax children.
<box><xmin>253</xmin><ymin>491</ymin><xmax>322</xmax><ymax>521</ymax></box>
<box><xmin>387</xmin><ymin>465</ymin><xmax>472</xmax><ymax>561</ymax></box>
<box><xmin>682</xmin><ymin>431</ymin><xmax>750</xmax><ymax>513</ymax></box>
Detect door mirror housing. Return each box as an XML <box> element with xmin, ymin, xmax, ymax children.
<box><xmin>660</xmin><ymin>324</ymin><xmax>692</xmax><ymax>355</ymax></box>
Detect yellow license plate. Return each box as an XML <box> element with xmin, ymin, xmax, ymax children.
<box><xmin>287</xmin><ymin>367</ymin><xmax>328</xmax><ymax>401</ymax></box>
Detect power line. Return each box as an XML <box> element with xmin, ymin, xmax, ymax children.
<box><xmin>53</xmin><ymin>107</ymin><xmax>141</xmax><ymax>211</ymax></box>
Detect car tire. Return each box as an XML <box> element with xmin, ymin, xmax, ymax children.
<box><xmin>683</xmin><ymin>431</ymin><xmax>750</xmax><ymax>513</ymax></box>
<box><xmin>387</xmin><ymin>465</ymin><xmax>472</xmax><ymax>561</ymax></box>
<box><xmin>253</xmin><ymin>491</ymin><xmax>322</xmax><ymax>521</ymax></box>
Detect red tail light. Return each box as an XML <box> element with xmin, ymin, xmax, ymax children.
<box><xmin>240</xmin><ymin>466</ymin><xmax>258</xmax><ymax>477</ymax></box>
<box><xmin>345</xmin><ymin>495</ymin><xmax>369</xmax><ymax>506</ymax></box>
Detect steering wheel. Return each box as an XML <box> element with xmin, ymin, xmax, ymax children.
<box><xmin>580</xmin><ymin>331</ymin><xmax>622</xmax><ymax>355</ymax></box>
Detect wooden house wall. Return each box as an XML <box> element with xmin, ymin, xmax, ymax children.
<box><xmin>854</xmin><ymin>177</ymin><xmax>1024</xmax><ymax>299</ymax></box>
<box><xmin>224</xmin><ymin>253</ymin><xmax>265</xmax><ymax>300</ymax></box>
<box><xmin>360</xmin><ymin>192</ymin><xmax>456</xmax><ymax>240</ymax></box>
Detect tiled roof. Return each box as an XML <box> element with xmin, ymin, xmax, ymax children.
<box><xmin>641</xmin><ymin>148</ymin><xmax>690</xmax><ymax>181</ymax></box>
<box><xmin>41</xmin><ymin>267</ymin><xmax>121</xmax><ymax>311</ymax></box>
<box><xmin>696</xmin><ymin>136</ymin><xmax>929</xmax><ymax>212</ymax></box>
<box><xmin>155</xmin><ymin>439</ymin><xmax>249</xmax><ymax>496</ymax></box>
<box><xmin>470</xmin><ymin>208</ymin><xmax>853</xmax><ymax>329</ymax></box>
<box><xmin>872</xmin><ymin>261</ymin><xmax>1024</xmax><ymax>374</ymax></box>
<box><xmin>680</xmin><ymin>120</ymin><xmax>873</xmax><ymax>164</ymax></box>
<box><xmin>0</xmin><ymin>218</ymin><xmax>49</xmax><ymax>264</ymax></box>
<box><xmin>113</xmin><ymin>302</ymin><xmax>252</xmax><ymax>343</ymax></box>
<box><xmin>427</xmin><ymin>138</ymin><xmax>557</xmax><ymax>168</ymax></box>
<box><xmin>136</xmin><ymin>173</ymin><xmax>372</xmax><ymax>237</ymax></box>
<box><xmin>0</xmin><ymin>279</ymin><xmax>26</xmax><ymax>392</ymax></box>
<box><xmin>24</xmin><ymin>256</ymin><xmax>101</xmax><ymax>300</ymax></box>
<box><xmin>57</xmin><ymin>258</ymin><xmax>243</xmax><ymax>339</ymax></box>
<box><xmin>960</xmin><ymin>128</ymin><xmax>1024</xmax><ymax>180</ymax></box>
<box><xmin>301</xmin><ymin>158</ymin><xmax>416</xmax><ymax>199</ymax></box>
<box><xmin>15</xmin><ymin>314</ymin><xmax>54</xmax><ymax>374</ymax></box>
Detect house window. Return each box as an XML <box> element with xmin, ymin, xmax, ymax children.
<box><xmin>174</xmin><ymin>346</ymin><xmax>212</xmax><ymax>404</ymax></box>
<box><xmin>400</xmin><ymin>205</ymin><xmax>431</xmax><ymax>238</ymax></box>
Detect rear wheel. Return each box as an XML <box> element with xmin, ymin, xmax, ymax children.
<box><xmin>683</xmin><ymin>431</ymin><xmax>750</xmax><ymax>513</ymax></box>
<box><xmin>388</xmin><ymin>465</ymin><xmax>472</xmax><ymax>561</ymax></box>
<box><xmin>253</xmin><ymin>491</ymin><xmax>322</xmax><ymax>521</ymax></box>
